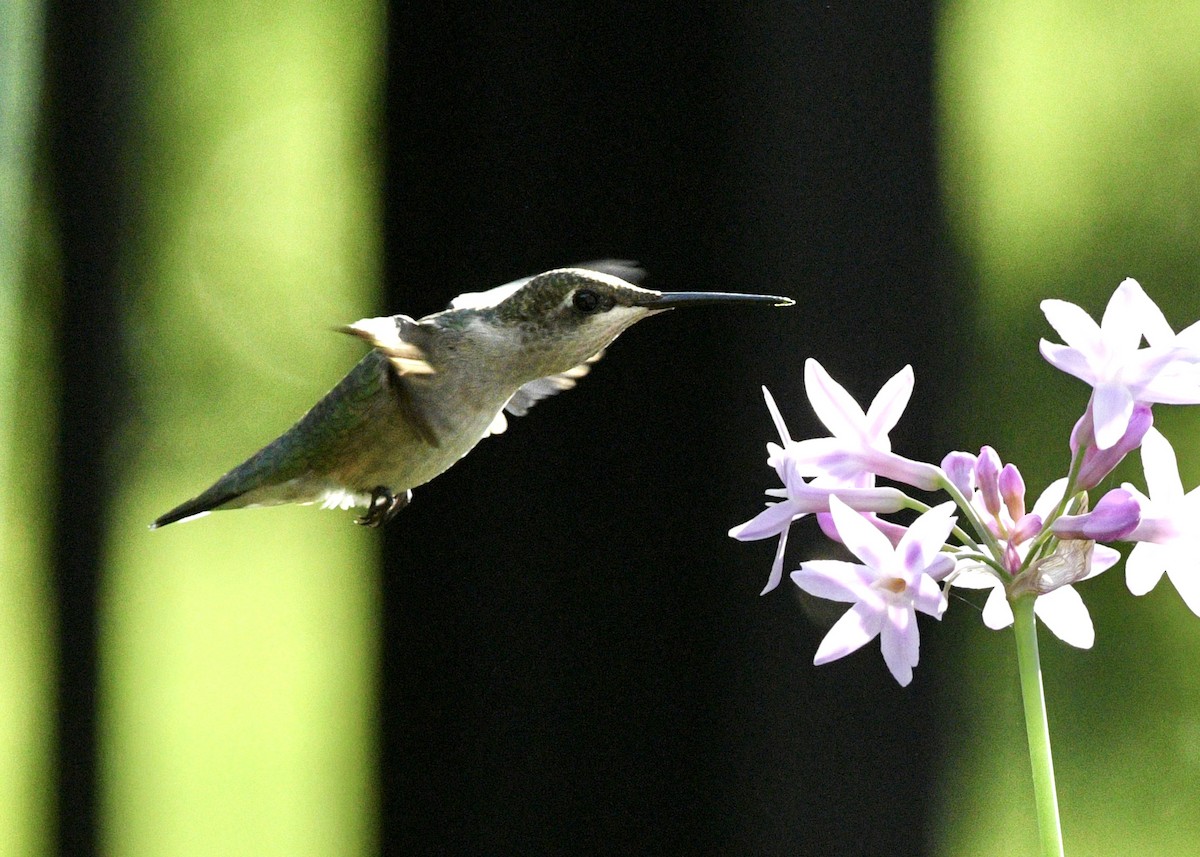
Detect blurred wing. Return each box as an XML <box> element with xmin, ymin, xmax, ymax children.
<box><xmin>482</xmin><ymin>352</ymin><xmax>604</xmax><ymax>437</ymax></box>
<box><xmin>572</xmin><ymin>259</ymin><xmax>644</xmax><ymax>285</ymax></box>
<box><xmin>449</xmin><ymin>260</ymin><xmax>644</xmax><ymax>310</ymax></box>
<box><xmin>449</xmin><ymin>281</ymin><xmax>525</xmax><ymax>311</ymax></box>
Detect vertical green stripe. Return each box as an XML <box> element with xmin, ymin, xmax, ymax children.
<box><xmin>103</xmin><ymin>2</ymin><xmax>383</xmax><ymax>854</ymax></box>
<box><xmin>0</xmin><ymin>0</ymin><xmax>54</xmax><ymax>854</ymax></box>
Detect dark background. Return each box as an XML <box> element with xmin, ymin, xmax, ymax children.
<box><xmin>379</xmin><ymin>4</ymin><xmax>955</xmax><ymax>855</ymax></box>
<box><xmin>43</xmin><ymin>1</ymin><xmax>959</xmax><ymax>854</ymax></box>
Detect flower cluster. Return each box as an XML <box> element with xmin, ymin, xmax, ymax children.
<box><xmin>731</xmin><ymin>279</ymin><xmax>1200</xmax><ymax>685</ymax></box>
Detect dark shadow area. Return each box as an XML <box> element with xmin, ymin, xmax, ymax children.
<box><xmin>381</xmin><ymin>3</ymin><xmax>959</xmax><ymax>854</ymax></box>
<box><xmin>43</xmin><ymin>2</ymin><xmax>138</xmax><ymax>855</ymax></box>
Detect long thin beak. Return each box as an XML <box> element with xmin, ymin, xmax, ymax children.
<box><xmin>637</xmin><ymin>291</ymin><xmax>795</xmax><ymax>309</ymax></box>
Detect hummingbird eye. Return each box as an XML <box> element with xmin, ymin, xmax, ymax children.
<box><xmin>572</xmin><ymin>288</ymin><xmax>612</xmax><ymax>314</ymax></box>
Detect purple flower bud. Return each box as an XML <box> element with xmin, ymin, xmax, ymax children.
<box><xmin>941</xmin><ymin>451</ymin><xmax>976</xmax><ymax>496</ymax></box>
<box><xmin>1010</xmin><ymin>513</ymin><xmax>1043</xmax><ymax>544</ymax></box>
<box><xmin>999</xmin><ymin>463</ymin><xmax>1026</xmax><ymax>522</ymax></box>
<box><xmin>975</xmin><ymin>446</ymin><xmax>1002</xmax><ymax>517</ymax></box>
<box><xmin>1051</xmin><ymin>488</ymin><xmax>1141</xmax><ymax>541</ymax></box>
<box><xmin>1071</xmin><ymin>403</ymin><xmax>1153</xmax><ymax>490</ymax></box>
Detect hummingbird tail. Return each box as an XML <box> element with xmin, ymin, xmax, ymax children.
<box><xmin>150</xmin><ymin>486</ymin><xmax>244</xmax><ymax>529</ymax></box>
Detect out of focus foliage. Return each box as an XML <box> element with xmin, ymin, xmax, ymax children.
<box><xmin>937</xmin><ymin>2</ymin><xmax>1200</xmax><ymax>854</ymax></box>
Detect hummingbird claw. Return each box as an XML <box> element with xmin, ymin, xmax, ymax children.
<box><xmin>355</xmin><ymin>487</ymin><xmax>412</xmax><ymax>527</ymax></box>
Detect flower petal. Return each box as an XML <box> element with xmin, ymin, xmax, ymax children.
<box><xmin>896</xmin><ymin>501</ymin><xmax>957</xmax><ymax>575</ymax></box>
<box><xmin>880</xmin><ymin>604</ymin><xmax>919</xmax><ymax>686</ymax></box>
<box><xmin>859</xmin><ymin>447</ymin><xmax>945</xmax><ymax>491</ymax></box>
<box><xmin>729</xmin><ymin>501</ymin><xmax>801</xmax><ymax>541</ymax></box>
<box><xmin>1041</xmin><ymin>298</ymin><xmax>1102</xmax><ymax>355</ymax></box>
<box><xmin>1118</xmin><ymin>278</ymin><xmax>1175</xmax><ymax>346</ymax></box>
<box><xmin>785</xmin><ymin>437</ymin><xmax>860</xmax><ymax>480</ymax></box>
<box><xmin>813</xmin><ymin>601</ymin><xmax>883</xmax><ymax>665</ymax></box>
<box><xmin>947</xmin><ymin>566</ymin><xmax>997</xmax><ymax>590</ymax></box>
<box><xmin>760</xmin><ymin>526</ymin><xmax>789</xmax><ymax>595</ymax></box>
<box><xmin>1167</xmin><ymin>556</ymin><xmax>1200</xmax><ymax>617</ymax></box>
<box><xmin>1175</xmin><ymin>317</ymin><xmax>1200</xmax><ymax>350</ymax></box>
<box><xmin>925</xmin><ymin>553</ymin><xmax>956</xmax><ymax>582</ymax></box>
<box><xmin>1092</xmin><ymin>382</ymin><xmax>1134</xmax><ymax>449</ymax></box>
<box><xmin>863</xmin><ymin>364</ymin><xmax>914</xmax><ymax>442</ymax></box>
<box><xmin>1031</xmin><ymin>478</ymin><xmax>1068</xmax><ymax>520</ymax></box>
<box><xmin>762</xmin><ymin>386</ymin><xmax>793</xmax><ymax>445</ymax></box>
<box><xmin>982</xmin><ymin>584</ymin><xmax>1015</xmax><ymax>630</ymax></box>
<box><xmin>1125</xmin><ymin>541</ymin><xmax>1167</xmax><ymax>595</ymax></box>
<box><xmin>1134</xmin><ymin>362</ymin><xmax>1200</xmax><ymax>404</ymax></box>
<box><xmin>1039</xmin><ymin>341</ymin><xmax>1094</xmax><ymax>383</ymax></box>
<box><xmin>1087</xmin><ymin>543</ymin><xmax>1121</xmax><ymax>579</ymax></box>
<box><xmin>828</xmin><ymin>495</ymin><xmax>895</xmax><ymax>571</ymax></box>
<box><xmin>804</xmin><ymin>358</ymin><xmax>868</xmax><ymax>443</ymax></box>
<box><xmin>1099</xmin><ymin>279</ymin><xmax>1146</xmax><ymax>359</ymax></box>
<box><xmin>1034</xmin><ymin>586</ymin><xmax>1095</xmax><ymax>649</ymax></box>
<box><xmin>1051</xmin><ymin>488</ymin><xmax>1140</xmax><ymax>541</ymax></box>
<box><xmin>999</xmin><ymin>463</ymin><xmax>1027</xmax><ymax>522</ymax></box>
<box><xmin>941</xmin><ymin>451</ymin><xmax>976</xmax><ymax>496</ymax></box>
<box><xmin>1073</xmin><ymin>403</ymin><xmax>1152</xmax><ymax>490</ymax></box>
<box><xmin>974</xmin><ymin>446</ymin><xmax>1002</xmax><ymax>516</ymax></box>
<box><xmin>792</xmin><ymin>560</ymin><xmax>877</xmax><ymax>603</ymax></box>
<box><xmin>1140</xmin><ymin>427</ymin><xmax>1184</xmax><ymax>502</ymax></box>
<box><xmin>912</xmin><ymin>572</ymin><xmax>947</xmax><ymax>617</ymax></box>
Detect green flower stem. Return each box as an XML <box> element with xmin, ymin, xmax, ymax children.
<box><xmin>1012</xmin><ymin>594</ymin><xmax>1065</xmax><ymax>857</ymax></box>
<box><xmin>936</xmin><ymin>475</ymin><xmax>1004</xmax><ymax>560</ymax></box>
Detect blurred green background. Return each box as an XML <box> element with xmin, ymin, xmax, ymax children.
<box><xmin>937</xmin><ymin>2</ymin><xmax>1200</xmax><ymax>854</ymax></box>
<box><xmin>2</xmin><ymin>0</ymin><xmax>1199</xmax><ymax>854</ymax></box>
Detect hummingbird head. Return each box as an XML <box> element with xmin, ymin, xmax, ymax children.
<box><xmin>493</xmin><ymin>268</ymin><xmax>794</xmax><ymax>377</ymax></box>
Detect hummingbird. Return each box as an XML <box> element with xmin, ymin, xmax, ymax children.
<box><xmin>151</xmin><ymin>263</ymin><xmax>793</xmax><ymax>529</ymax></box>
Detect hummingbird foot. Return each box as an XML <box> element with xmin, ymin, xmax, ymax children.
<box><xmin>355</xmin><ymin>487</ymin><xmax>412</xmax><ymax>527</ymax></box>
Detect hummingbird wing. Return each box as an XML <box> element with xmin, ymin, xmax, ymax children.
<box><xmin>336</xmin><ymin>314</ymin><xmax>434</xmax><ymax>377</ymax></box>
<box><xmin>337</xmin><ymin>314</ymin><xmax>442</xmax><ymax>446</ymax></box>
<box><xmin>505</xmin><ymin>352</ymin><xmax>603</xmax><ymax>417</ymax></box>
<box><xmin>483</xmin><ymin>351</ymin><xmax>605</xmax><ymax>437</ymax></box>
<box><xmin>448</xmin><ymin>260</ymin><xmax>644</xmax><ymax>310</ymax></box>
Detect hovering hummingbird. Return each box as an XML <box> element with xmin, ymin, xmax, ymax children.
<box><xmin>152</xmin><ymin>263</ymin><xmax>793</xmax><ymax>529</ymax></box>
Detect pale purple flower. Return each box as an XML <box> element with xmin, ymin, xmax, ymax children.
<box><xmin>949</xmin><ymin>478</ymin><xmax>1118</xmax><ymax>648</ymax></box>
<box><xmin>784</xmin><ymin>359</ymin><xmax>943</xmax><ymax>491</ymax></box>
<box><xmin>1040</xmin><ymin>279</ymin><xmax>1200</xmax><ymax>449</ymax></box>
<box><xmin>1121</xmin><ymin>427</ymin><xmax>1200</xmax><ymax>615</ymax></box>
<box><xmin>791</xmin><ymin>496</ymin><xmax>956</xmax><ymax>686</ymax></box>
<box><xmin>731</xmin><ymin>387</ymin><xmax>909</xmax><ymax>594</ymax></box>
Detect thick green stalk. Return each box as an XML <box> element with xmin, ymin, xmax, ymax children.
<box><xmin>1012</xmin><ymin>595</ymin><xmax>1065</xmax><ymax>857</ymax></box>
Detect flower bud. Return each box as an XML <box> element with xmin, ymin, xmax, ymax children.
<box><xmin>1010</xmin><ymin>513</ymin><xmax>1043</xmax><ymax>544</ymax></box>
<box><xmin>999</xmin><ymin>463</ymin><xmax>1026</xmax><ymax>522</ymax></box>
<box><xmin>941</xmin><ymin>451</ymin><xmax>976</xmax><ymax>496</ymax></box>
<box><xmin>975</xmin><ymin>446</ymin><xmax>1002</xmax><ymax>517</ymax></box>
<box><xmin>1071</xmin><ymin>404</ymin><xmax>1153</xmax><ymax>490</ymax></box>
<box><xmin>1051</xmin><ymin>488</ymin><xmax>1141</xmax><ymax>541</ymax></box>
